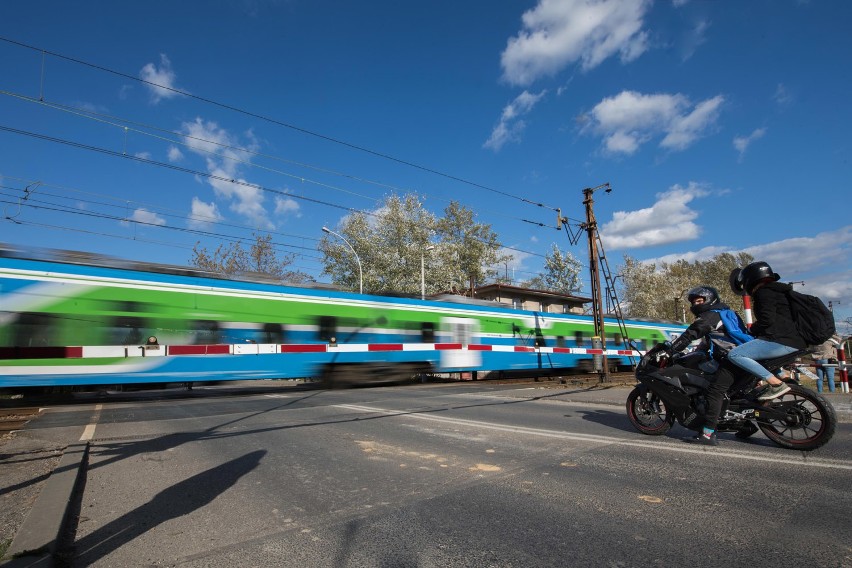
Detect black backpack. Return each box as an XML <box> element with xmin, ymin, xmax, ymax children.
<box><xmin>785</xmin><ymin>290</ymin><xmax>836</xmax><ymax>345</ymax></box>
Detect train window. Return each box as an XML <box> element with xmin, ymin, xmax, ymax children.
<box><xmin>556</xmin><ymin>335</ymin><xmax>566</xmax><ymax>348</ymax></box>
<box><xmin>9</xmin><ymin>312</ymin><xmax>59</xmax><ymax>347</ymax></box>
<box><xmin>193</xmin><ymin>320</ymin><xmax>222</xmax><ymax>345</ymax></box>
<box><xmin>421</xmin><ymin>322</ymin><xmax>435</xmax><ymax>343</ymax></box>
<box><xmin>107</xmin><ymin>315</ymin><xmax>145</xmax><ymax>345</ymax></box>
<box><xmin>318</xmin><ymin>316</ymin><xmax>337</xmax><ymax>341</ymax></box>
<box><xmin>262</xmin><ymin>323</ymin><xmax>285</xmax><ymax>343</ymax></box>
<box><xmin>574</xmin><ymin>331</ymin><xmax>585</xmax><ymax>346</ymax></box>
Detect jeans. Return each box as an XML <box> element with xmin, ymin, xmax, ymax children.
<box><xmin>727</xmin><ymin>339</ymin><xmax>799</xmax><ymax>380</ymax></box>
<box><xmin>815</xmin><ymin>358</ymin><xmax>836</xmax><ymax>392</ymax></box>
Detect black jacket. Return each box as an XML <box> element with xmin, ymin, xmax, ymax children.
<box><xmin>669</xmin><ymin>302</ymin><xmax>733</xmax><ymax>354</ymax></box>
<box><xmin>750</xmin><ymin>281</ymin><xmax>807</xmax><ymax>349</ymax></box>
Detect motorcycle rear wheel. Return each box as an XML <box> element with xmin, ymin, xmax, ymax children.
<box><xmin>757</xmin><ymin>384</ymin><xmax>836</xmax><ymax>451</ymax></box>
<box><xmin>626</xmin><ymin>387</ymin><xmax>674</xmax><ymax>435</ymax></box>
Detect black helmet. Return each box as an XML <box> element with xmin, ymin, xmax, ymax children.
<box><xmin>733</xmin><ymin>261</ymin><xmax>780</xmax><ymax>295</ymax></box>
<box><xmin>687</xmin><ymin>285</ymin><xmax>720</xmax><ymax>315</ymax></box>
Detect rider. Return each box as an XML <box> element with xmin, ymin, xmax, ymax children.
<box><xmin>664</xmin><ymin>286</ymin><xmax>751</xmax><ymax>446</ymax></box>
<box><xmin>727</xmin><ymin>261</ymin><xmax>805</xmax><ymax>401</ymax></box>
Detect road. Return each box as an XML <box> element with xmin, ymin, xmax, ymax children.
<box><xmin>9</xmin><ymin>381</ymin><xmax>852</xmax><ymax>567</ymax></box>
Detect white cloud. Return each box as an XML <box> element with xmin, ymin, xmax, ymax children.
<box><xmin>180</xmin><ymin>118</ymin><xmax>271</xmax><ymax>228</ymax></box>
<box><xmin>134</xmin><ymin>151</ymin><xmax>152</xmax><ymax>160</ymax></box>
<box><xmin>733</xmin><ymin>127</ymin><xmax>766</xmax><ymax>161</ymax></box>
<box><xmin>600</xmin><ymin>182</ymin><xmax>710</xmax><ymax>249</ymax></box>
<box><xmin>501</xmin><ymin>0</ymin><xmax>651</xmax><ymax>86</ymax></box>
<box><xmin>188</xmin><ymin>197</ymin><xmax>223</xmax><ymax>229</ymax></box>
<box><xmin>680</xmin><ymin>19</ymin><xmax>709</xmax><ymax>61</ymax></box>
<box><xmin>640</xmin><ymin>226</ymin><xmax>852</xmax><ymax>320</ymax></box>
<box><xmin>584</xmin><ymin>90</ymin><xmax>724</xmax><ymax>154</ymax></box>
<box><xmin>742</xmin><ymin>226</ymin><xmax>852</xmax><ymax>277</ymax></box>
<box><xmin>129</xmin><ymin>208</ymin><xmax>166</xmax><ymax>226</ymax></box>
<box><xmin>660</xmin><ymin>95</ymin><xmax>724</xmax><ymax>150</ymax></box>
<box><xmin>168</xmin><ymin>146</ymin><xmax>184</xmax><ymax>162</ymax></box>
<box><xmin>139</xmin><ymin>54</ymin><xmax>184</xmax><ymax>104</ymax></box>
<box><xmin>774</xmin><ymin>83</ymin><xmax>793</xmax><ymax>107</ymax></box>
<box><xmin>274</xmin><ymin>195</ymin><xmax>300</xmax><ymax>216</ymax></box>
<box><xmin>484</xmin><ymin>90</ymin><xmax>547</xmax><ymax>151</ymax></box>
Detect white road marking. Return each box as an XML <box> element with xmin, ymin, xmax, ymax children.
<box><xmin>333</xmin><ymin>403</ymin><xmax>852</xmax><ymax>471</ymax></box>
<box><xmin>79</xmin><ymin>403</ymin><xmax>103</xmax><ymax>441</ymax></box>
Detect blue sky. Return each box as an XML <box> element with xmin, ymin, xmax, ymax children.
<box><xmin>1</xmin><ymin>0</ymin><xmax>850</xmax><ymax>330</ymax></box>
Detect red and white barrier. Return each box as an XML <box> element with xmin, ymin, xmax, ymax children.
<box><xmin>0</xmin><ymin>342</ymin><xmax>642</xmax><ymax>360</ymax></box>
<box><xmin>742</xmin><ymin>295</ymin><xmax>753</xmax><ymax>328</ymax></box>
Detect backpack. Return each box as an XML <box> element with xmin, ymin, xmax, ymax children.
<box><xmin>710</xmin><ymin>308</ymin><xmax>753</xmax><ymax>346</ymax></box>
<box><xmin>785</xmin><ymin>290</ymin><xmax>836</xmax><ymax>345</ymax></box>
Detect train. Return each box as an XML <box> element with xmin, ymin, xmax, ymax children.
<box><xmin>0</xmin><ymin>245</ymin><xmax>688</xmax><ymax>391</ymax></box>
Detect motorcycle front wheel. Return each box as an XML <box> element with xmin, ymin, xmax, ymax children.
<box><xmin>757</xmin><ymin>384</ymin><xmax>837</xmax><ymax>451</ymax></box>
<box><xmin>626</xmin><ymin>387</ymin><xmax>674</xmax><ymax>435</ymax></box>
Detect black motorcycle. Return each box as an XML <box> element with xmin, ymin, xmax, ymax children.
<box><xmin>626</xmin><ymin>344</ymin><xmax>836</xmax><ymax>450</ymax></box>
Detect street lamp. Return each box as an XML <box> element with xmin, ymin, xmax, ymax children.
<box><xmin>322</xmin><ymin>226</ymin><xmax>363</xmax><ymax>294</ymax></box>
<box><xmin>421</xmin><ymin>245</ymin><xmax>435</xmax><ymax>300</ymax></box>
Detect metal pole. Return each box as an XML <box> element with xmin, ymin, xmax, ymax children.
<box><xmin>583</xmin><ymin>185</ymin><xmax>608</xmax><ymax>381</ymax></box>
<box><xmin>322</xmin><ymin>226</ymin><xmax>363</xmax><ymax>294</ymax></box>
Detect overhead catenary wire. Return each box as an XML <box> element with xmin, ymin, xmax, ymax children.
<box><xmin>0</xmin><ymin>37</ymin><xmax>607</xmax><ymax>289</ymax></box>
<box><xmin>0</xmin><ymin>36</ymin><xmax>561</xmax><ymax>213</ymax></box>
<box><xmin>0</xmin><ymin>89</ymin><xmax>553</xmax><ymax>228</ymax></box>
<box><xmin>0</xmin><ymin>177</ymin><xmax>324</xmax><ymax>247</ymax></box>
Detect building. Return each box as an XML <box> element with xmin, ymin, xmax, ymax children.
<box><xmin>469</xmin><ymin>283</ymin><xmax>591</xmax><ymax>315</ymax></box>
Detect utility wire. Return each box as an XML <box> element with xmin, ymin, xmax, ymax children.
<box><xmin>0</xmin><ymin>36</ymin><xmax>560</xmax><ymax>212</ymax></box>
<box><xmin>0</xmin><ymin>177</ymin><xmax>323</xmax><ymax>246</ymax></box>
<box><xmin>0</xmin><ymin>90</ymin><xmax>553</xmax><ymax>228</ymax></box>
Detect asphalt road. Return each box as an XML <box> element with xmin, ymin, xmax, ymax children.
<box><xmin>4</xmin><ymin>381</ymin><xmax>852</xmax><ymax>567</ymax></box>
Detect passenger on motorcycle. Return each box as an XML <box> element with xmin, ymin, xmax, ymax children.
<box><xmin>728</xmin><ymin>261</ymin><xmax>803</xmax><ymax>401</ymax></box>
<box><xmin>664</xmin><ymin>286</ymin><xmax>750</xmax><ymax>446</ymax></box>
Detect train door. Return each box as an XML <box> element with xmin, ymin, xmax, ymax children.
<box><xmin>439</xmin><ymin>317</ymin><xmax>481</xmax><ymax>369</ymax></box>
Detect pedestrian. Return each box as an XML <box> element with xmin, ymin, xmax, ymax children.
<box><xmin>727</xmin><ymin>261</ymin><xmax>806</xmax><ymax>401</ymax></box>
<box><xmin>813</xmin><ymin>334</ymin><xmax>841</xmax><ymax>393</ymax></box>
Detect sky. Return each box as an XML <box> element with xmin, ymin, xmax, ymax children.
<box><xmin>1</xmin><ymin>0</ymin><xmax>850</xmax><ymax>331</ymax></box>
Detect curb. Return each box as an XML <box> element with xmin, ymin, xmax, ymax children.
<box><xmin>1</xmin><ymin>442</ymin><xmax>89</xmax><ymax>568</ymax></box>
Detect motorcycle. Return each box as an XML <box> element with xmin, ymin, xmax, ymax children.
<box><xmin>626</xmin><ymin>344</ymin><xmax>836</xmax><ymax>450</ymax></box>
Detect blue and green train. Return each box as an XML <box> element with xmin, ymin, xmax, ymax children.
<box><xmin>0</xmin><ymin>246</ymin><xmax>687</xmax><ymax>390</ymax></box>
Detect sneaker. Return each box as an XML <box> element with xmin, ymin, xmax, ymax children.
<box><xmin>757</xmin><ymin>383</ymin><xmax>791</xmax><ymax>401</ymax></box>
<box><xmin>687</xmin><ymin>432</ymin><xmax>718</xmax><ymax>446</ymax></box>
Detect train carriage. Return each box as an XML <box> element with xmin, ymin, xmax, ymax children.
<box><xmin>0</xmin><ymin>247</ymin><xmax>688</xmax><ymax>390</ymax></box>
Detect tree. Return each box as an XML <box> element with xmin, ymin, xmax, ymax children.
<box><xmin>320</xmin><ymin>194</ymin><xmax>436</xmax><ymax>294</ymax></box>
<box><xmin>191</xmin><ymin>233</ymin><xmax>314</xmax><ymax>284</ymax></box>
<box><xmin>618</xmin><ymin>252</ymin><xmax>754</xmax><ymax>321</ymax></box>
<box><xmin>319</xmin><ymin>194</ymin><xmax>508</xmax><ymax>296</ymax></box>
<box><xmin>523</xmin><ymin>243</ymin><xmax>583</xmax><ymax>294</ymax></box>
<box><xmin>435</xmin><ymin>200</ymin><xmax>511</xmax><ymax>295</ymax></box>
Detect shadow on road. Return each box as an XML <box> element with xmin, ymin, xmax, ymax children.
<box><xmin>71</xmin><ymin>449</ymin><xmax>266</xmax><ymax>566</ymax></box>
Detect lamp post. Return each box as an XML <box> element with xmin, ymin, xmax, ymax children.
<box><xmin>421</xmin><ymin>245</ymin><xmax>435</xmax><ymax>300</ymax></box>
<box><xmin>322</xmin><ymin>226</ymin><xmax>363</xmax><ymax>294</ymax></box>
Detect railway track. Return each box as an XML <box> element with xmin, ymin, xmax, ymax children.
<box><xmin>0</xmin><ymin>407</ymin><xmax>42</xmax><ymax>436</ymax></box>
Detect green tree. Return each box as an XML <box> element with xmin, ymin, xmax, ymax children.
<box><xmin>320</xmin><ymin>194</ymin><xmax>437</xmax><ymax>294</ymax></box>
<box><xmin>618</xmin><ymin>252</ymin><xmax>754</xmax><ymax>321</ymax></box>
<box><xmin>191</xmin><ymin>233</ymin><xmax>314</xmax><ymax>284</ymax></box>
<box><xmin>523</xmin><ymin>243</ymin><xmax>583</xmax><ymax>294</ymax></box>
<box><xmin>319</xmin><ymin>194</ymin><xmax>508</xmax><ymax>296</ymax></box>
<box><xmin>435</xmin><ymin>200</ymin><xmax>511</xmax><ymax>295</ymax></box>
